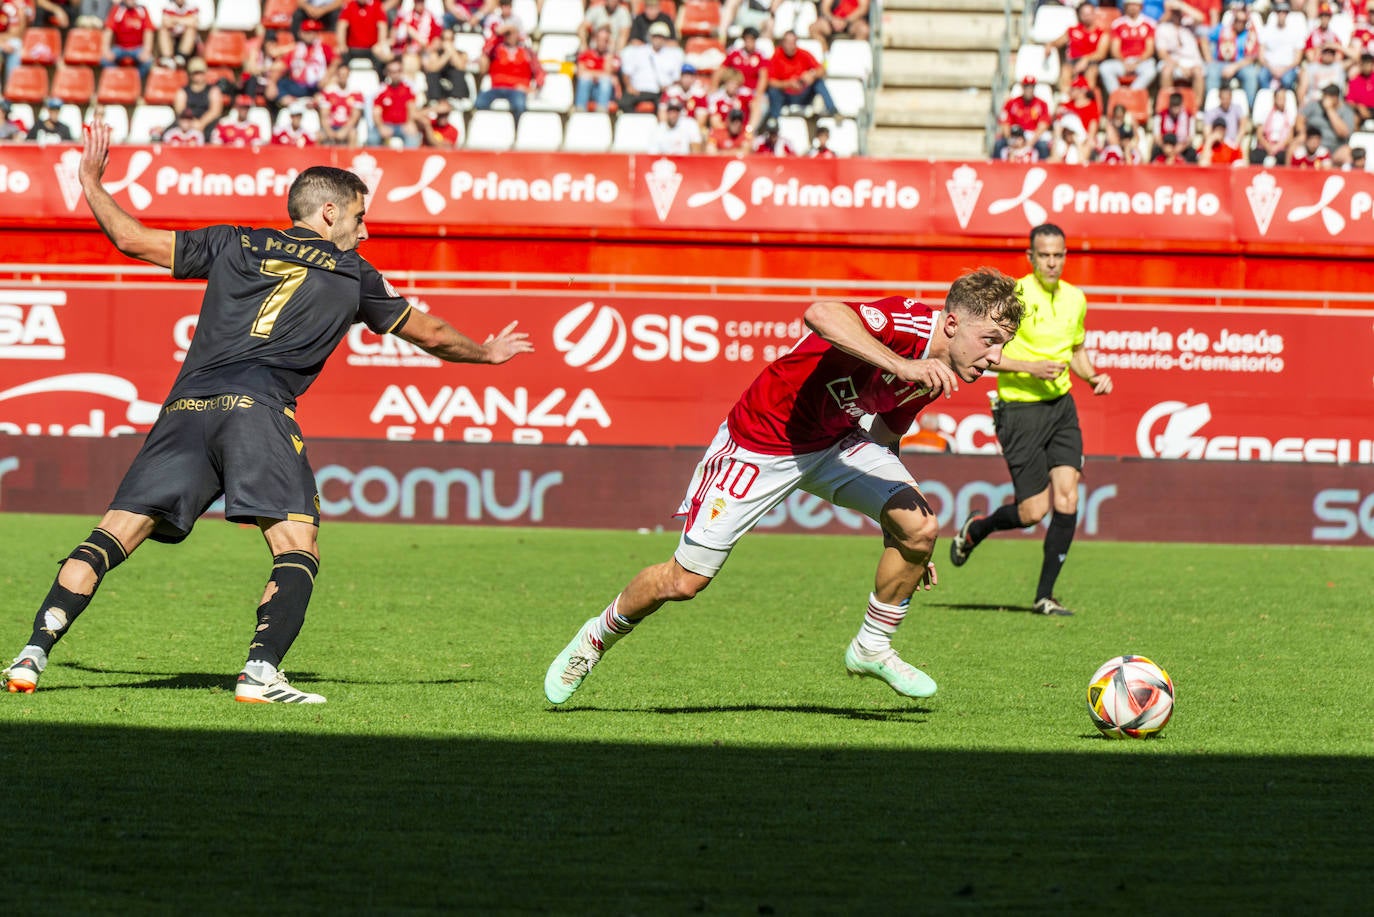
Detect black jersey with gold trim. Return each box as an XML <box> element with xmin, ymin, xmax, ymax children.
<box><xmin>166</xmin><ymin>225</ymin><xmax>412</xmax><ymax>408</ymax></box>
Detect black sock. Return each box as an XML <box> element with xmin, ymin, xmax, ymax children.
<box><xmin>28</xmin><ymin>528</ymin><xmax>129</xmax><ymax>654</ymax></box>
<box><xmin>247</xmin><ymin>552</ymin><xmax>319</xmax><ymax>668</ymax></box>
<box><xmin>1035</xmin><ymin>512</ymin><xmax>1077</xmax><ymax>602</ymax></box>
<box><xmin>969</xmin><ymin>503</ymin><xmax>1024</xmax><ymax>544</ymax></box>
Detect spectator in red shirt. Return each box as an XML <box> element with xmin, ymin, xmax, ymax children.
<box><xmin>810</xmin><ymin>0</ymin><xmax>869</xmax><ymax>47</ymax></box>
<box><xmin>1051</xmin><ymin>0</ymin><xmax>1108</xmax><ymax>95</ymax></box>
<box><xmin>1099</xmin><ymin>0</ymin><xmax>1158</xmax><ymax>98</ymax></box>
<box><xmin>1152</xmin><ymin>90</ymin><xmax>1197</xmax><ymax>161</ymax></box>
<box><xmin>764</xmin><ymin>30</ymin><xmax>837</xmax><ymax>120</ymax></box>
<box><xmin>575</xmin><ymin>24</ymin><xmax>618</xmax><ymax>111</ymax></box>
<box><xmin>994</xmin><ymin>75</ymin><xmax>1052</xmax><ymax>159</ymax></box>
<box><xmin>661</xmin><ymin>62</ymin><xmax>710</xmax><ymax>123</ymax></box>
<box><xmin>476</xmin><ymin>24</ymin><xmax>542</xmax><ymax>122</ymax></box>
<box><xmin>155</xmin><ymin>0</ymin><xmax>200</xmax><ymax>66</ymax></box>
<box><xmin>1347</xmin><ymin>51</ymin><xmax>1374</xmax><ymax>126</ymax></box>
<box><xmin>371</xmin><ymin>57</ymin><xmax>422</xmax><ymax>146</ymax></box>
<box><xmin>1290</xmin><ymin>123</ymin><xmax>1334</xmax><ymax>167</ymax></box>
<box><xmin>707</xmin><ymin>106</ymin><xmax>751</xmax><ymax>155</ymax></box>
<box><xmin>158</xmin><ymin>108</ymin><xmax>205</xmax><ymax>145</ymax></box>
<box><xmin>336</xmin><ymin>0</ymin><xmax>390</xmax><ymax>75</ymax></box>
<box><xmin>1151</xmin><ymin>131</ymin><xmax>1194</xmax><ymax>164</ymax></box>
<box><xmin>1062</xmin><ymin>74</ymin><xmax>1102</xmax><ymax>136</ymax></box>
<box><xmin>103</xmin><ymin>0</ymin><xmax>155</xmax><ymax>81</ymax></box>
<box><xmin>724</xmin><ymin>26</ymin><xmax>770</xmax><ymax>93</ymax></box>
<box><xmin>422</xmin><ymin>98</ymin><xmax>462</xmax><ymax>147</ymax></box>
<box><xmin>1198</xmin><ymin>117</ymin><xmax>1244</xmax><ymax>164</ymax></box>
<box><xmin>214</xmin><ymin>94</ymin><xmax>265</xmax><ymax>147</ymax></box>
<box><xmin>706</xmin><ymin>65</ymin><xmax>758</xmax><ymax>130</ymax></box>
<box><xmin>390</xmin><ymin>0</ymin><xmax>443</xmax><ymax>58</ymax></box>
<box><xmin>315</xmin><ymin>66</ymin><xmax>364</xmax><ymax>145</ymax></box>
<box><xmin>294</xmin><ymin>0</ymin><xmax>345</xmax><ymax>38</ymax></box>
<box><xmin>271</xmin><ymin>103</ymin><xmax>318</xmax><ymax>146</ymax></box>
<box><xmin>270</xmin><ymin>17</ymin><xmax>338</xmax><ymax>106</ymax></box>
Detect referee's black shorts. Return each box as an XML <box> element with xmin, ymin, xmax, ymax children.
<box><xmin>993</xmin><ymin>393</ymin><xmax>1085</xmax><ymax>503</ymax></box>
<box><xmin>110</xmin><ymin>394</ymin><xmax>320</xmax><ymax>543</ymax></box>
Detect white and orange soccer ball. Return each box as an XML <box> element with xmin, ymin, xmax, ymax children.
<box><xmin>1086</xmin><ymin>655</ymin><xmax>1175</xmax><ymax>739</ymax></box>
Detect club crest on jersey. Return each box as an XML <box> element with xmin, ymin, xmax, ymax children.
<box><xmin>860</xmin><ymin>306</ymin><xmax>887</xmax><ymax>331</ymax></box>
<box><xmin>708</xmin><ymin>496</ymin><xmax>727</xmax><ymax>521</ymax></box>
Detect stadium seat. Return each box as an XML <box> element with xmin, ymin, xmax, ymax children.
<box><xmin>1106</xmin><ymin>87</ymin><xmax>1149</xmax><ymax>124</ymax></box>
<box><xmin>148</xmin><ymin>0</ymin><xmax>216</xmax><ymax>30</ymax></box>
<box><xmin>817</xmin><ymin>116</ymin><xmax>858</xmax><ymax>157</ymax></box>
<box><xmin>4</xmin><ymin>65</ymin><xmax>50</xmax><ymax>104</ymax></box>
<box><xmin>513</xmin><ymin>109</ymin><xmax>564</xmax><ymax>150</ymax></box>
<box><xmin>97</xmin><ymin>67</ymin><xmax>144</xmax><ymax>105</ymax></box>
<box><xmin>1092</xmin><ymin>6</ymin><xmax>1121</xmax><ymax>30</ymax></box>
<box><xmin>773</xmin><ymin>0</ymin><xmax>815</xmax><ymax>37</ymax></box>
<box><xmin>143</xmin><ymin>66</ymin><xmax>187</xmax><ymax>106</ymax></box>
<box><xmin>203</xmin><ymin>30</ymin><xmax>248</xmax><ymax>69</ymax></box>
<box><xmin>245</xmin><ymin>104</ymin><xmax>273</xmax><ymax>138</ymax></box>
<box><xmin>683</xmin><ymin>36</ymin><xmax>725</xmax><ymax>72</ymax></box>
<box><xmin>797</xmin><ymin>37</ymin><xmax>825</xmax><ymax>63</ymax></box>
<box><xmin>1156</xmin><ymin>86</ymin><xmax>1197</xmax><ymax>116</ymax></box>
<box><xmin>777</xmin><ymin>114</ymin><xmax>809</xmax><ymax>154</ymax></box>
<box><xmin>56</xmin><ymin>102</ymin><xmax>84</xmax><ymax>138</ymax></box>
<box><xmin>127</xmin><ymin>103</ymin><xmax>175</xmax><ymax>143</ymax></box>
<box><xmin>274</xmin><ymin>106</ymin><xmax>322</xmax><ymax>135</ymax></box>
<box><xmin>345</xmin><ymin>67</ymin><xmax>380</xmax><ymax>97</ymax></box>
<box><xmin>1201</xmin><ymin>87</ymin><xmax>1249</xmax><ymax>118</ymax></box>
<box><xmin>537</xmin><ymin>33</ymin><xmax>581</xmax><ymax>72</ymax></box>
<box><xmin>527</xmin><ymin>72</ymin><xmax>574</xmax><ymax>113</ymax></box>
<box><xmin>825</xmin><ymin>77</ymin><xmax>867</xmax><ymax>118</ymax></box>
<box><xmin>50</xmin><ymin>66</ymin><xmax>96</xmax><ymax>106</ymax></box>
<box><xmin>1012</xmin><ymin>43</ymin><xmax>1058</xmax><ymax>87</ymax></box>
<box><xmin>261</xmin><ymin>0</ymin><xmax>296</xmax><ymax>30</ymax></box>
<box><xmin>678</xmin><ymin>0</ymin><xmax>721</xmax><ymax>37</ymax></box>
<box><xmin>20</xmin><ymin>27</ymin><xmax>61</xmax><ymax>66</ymax></box>
<box><xmin>537</xmin><ymin>0</ymin><xmax>585</xmax><ymax>36</ymax></box>
<box><xmin>7</xmin><ymin>102</ymin><xmax>33</xmax><ymax>133</ymax></box>
<box><xmin>611</xmin><ymin>111</ymin><xmax>657</xmax><ymax>152</ymax></box>
<box><xmin>512</xmin><ymin>0</ymin><xmax>538</xmax><ymax>35</ymax></box>
<box><xmin>1348</xmin><ymin>131</ymin><xmax>1374</xmax><ymax>169</ymax></box>
<box><xmin>63</xmin><ymin>27</ymin><xmax>105</xmax><ymax>67</ymax></box>
<box><xmin>825</xmin><ymin>39</ymin><xmax>874</xmax><ymax>83</ymax></box>
<box><xmin>215</xmin><ymin>0</ymin><xmax>263</xmax><ymax>31</ymax></box>
<box><xmin>561</xmin><ymin>110</ymin><xmax>612</xmax><ymax>151</ymax></box>
<box><xmin>1030</xmin><ymin>2</ymin><xmax>1077</xmax><ymax>44</ymax></box>
<box><xmin>465</xmin><ymin>109</ymin><xmax>516</xmax><ymax>151</ymax></box>
<box><xmin>452</xmin><ymin>30</ymin><xmax>486</xmax><ymax>70</ymax></box>
<box><xmin>87</xmin><ymin>103</ymin><xmax>130</xmax><ymax>142</ymax></box>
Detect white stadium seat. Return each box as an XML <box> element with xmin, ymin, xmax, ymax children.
<box><xmin>825</xmin><ymin>39</ymin><xmax>873</xmax><ymax>82</ymax></box>
<box><xmin>245</xmin><ymin>104</ymin><xmax>273</xmax><ymax>139</ymax></box>
<box><xmin>1348</xmin><ymin>131</ymin><xmax>1374</xmax><ymax>170</ymax></box>
<box><xmin>1013</xmin><ymin>43</ymin><xmax>1059</xmax><ymax>86</ymax></box>
<box><xmin>346</xmin><ymin>68</ymin><xmax>380</xmax><ymax>98</ymax></box>
<box><xmin>514</xmin><ymin>109</ymin><xmax>564</xmax><ymax>150</ymax></box>
<box><xmin>87</xmin><ymin>104</ymin><xmax>129</xmax><ymax>143</ymax></box>
<box><xmin>147</xmin><ymin>0</ymin><xmax>216</xmax><ymax>31</ymax></box>
<box><xmin>797</xmin><ymin>37</ymin><xmax>826</xmax><ymax>64</ymax></box>
<box><xmin>453</xmin><ymin>31</ymin><xmax>486</xmax><ymax>71</ymax></box>
<box><xmin>611</xmin><ymin>111</ymin><xmax>658</xmax><ymax>152</ymax></box>
<box><xmin>537</xmin><ymin>0</ymin><xmax>585</xmax><ymax>36</ymax></box>
<box><xmin>817</xmin><ymin>116</ymin><xmax>859</xmax><ymax>157</ymax></box>
<box><xmin>56</xmin><ymin>103</ymin><xmax>84</xmax><ymax>139</ymax></box>
<box><xmin>1029</xmin><ymin>3</ymin><xmax>1076</xmax><ymax>44</ymax></box>
<box><xmin>562</xmin><ymin>110</ymin><xmax>613</xmax><ymax>152</ymax></box>
<box><xmin>127</xmin><ymin>103</ymin><xmax>174</xmax><ymax>143</ymax></box>
<box><xmin>215</xmin><ymin>0</ymin><xmax>263</xmax><ymax>32</ymax></box>
<box><xmin>538</xmin><ymin>33</ymin><xmax>581</xmax><ymax>72</ymax></box>
<box><xmin>777</xmin><ymin>114</ymin><xmax>810</xmax><ymax>154</ymax></box>
<box><xmin>465</xmin><ymin>109</ymin><xmax>517</xmax><ymax>150</ymax></box>
<box><xmin>7</xmin><ymin>102</ymin><xmax>32</xmax><ymax>133</ymax></box>
<box><xmin>826</xmin><ymin>77</ymin><xmax>867</xmax><ymax>118</ymax></box>
<box><xmin>512</xmin><ymin>0</ymin><xmax>539</xmax><ymax>35</ymax></box>
<box><xmin>274</xmin><ymin>106</ymin><xmax>323</xmax><ymax>135</ymax></box>
<box><xmin>527</xmin><ymin>72</ymin><xmax>574</xmax><ymax>113</ymax></box>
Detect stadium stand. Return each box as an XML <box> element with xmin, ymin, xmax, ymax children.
<box><xmin>562</xmin><ymin>110</ymin><xmax>613</xmax><ymax>151</ymax></box>
<box><xmin>96</xmin><ymin>67</ymin><xmax>143</xmax><ymax>106</ymax></box>
<box><xmin>62</xmin><ymin>27</ymin><xmax>105</xmax><ymax>67</ymax></box>
<box><xmin>214</xmin><ymin>0</ymin><xmax>263</xmax><ymax>32</ymax></box>
<box><xmin>465</xmin><ymin>109</ymin><xmax>517</xmax><ymax>151</ymax></box>
<box><xmin>142</xmin><ymin>65</ymin><xmax>186</xmax><ymax>106</ymax></box>
<box><xmin>514</xmin><ymin>109</ymin><xmax>566</xmax><ymax>150</ymax></box>
<box><xmin>21</xmin><ymin>27</ymin><xmax>62</xmax><ymax>67</ymax></box>
<box><xmin>203</xmin><ymin>30</ymin><xmax>248</xmax><ymax>69</ymax></box>
<box><xmin>51</xmin><ymin>66</ymin><xmax>96</xmax><ymax>107</ymax></box>
<box><xmin>610</xmin><ymin>110</ymin><xmax>657</xmax><ymax>152</ymax></box>
<box><xmin>127</xmin><ymin>103</ymin><xmax>174</xmax><ymax>143</ymax></box>
<box><xmin>5</xmin><ymin>65</ymin><xmax>51</xmax><ymax>105</ymax></box>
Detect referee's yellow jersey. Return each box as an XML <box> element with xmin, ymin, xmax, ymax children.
<box><xmin>997</xmin><ymin>272</ymin><xmax>1088</xmax><ymax>403</ymax></box>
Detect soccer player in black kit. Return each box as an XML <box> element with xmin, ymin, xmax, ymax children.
<box><xmin>2</xmin><ymin>123</ymin><xmax>533</xmax><ymax>703</ymax></box>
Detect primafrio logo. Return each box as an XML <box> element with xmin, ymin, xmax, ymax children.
<box><xmin>55</xmin><ymin>149</ymin><xmax>154</xmax><ymax>212</ymax></box>
<box><xmin>988</xmin><ymin>167</ymin><xmax>1049</xmax><ymax>227</ymax></box>
<box><xmin>1284</xmin><ymin>174</ymin><xmax>1346</xmax><ymax>236</ymax></box>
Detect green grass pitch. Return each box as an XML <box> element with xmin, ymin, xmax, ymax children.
<box><xmin>1</xmin><ymin>512</ymin><xmax>1371</xmax><ymax>913</ymax></box>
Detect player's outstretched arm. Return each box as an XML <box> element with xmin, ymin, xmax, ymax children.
<box><xmin>394</xmin><ymin>310</ymin><xmax>535</xmax><ymax>364</ymax></box>
<box><xmin>79</xmin><ymin>122</ymin><xmax>174</xmax><ymax>268</ymax></box>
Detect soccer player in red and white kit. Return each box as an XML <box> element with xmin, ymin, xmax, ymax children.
<box><xmin>545</xmin><ymin>269</ymin><xmax>1024</xmax><ymax>705</ymax></box>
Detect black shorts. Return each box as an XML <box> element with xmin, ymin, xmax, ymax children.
<box><xmin>110</xmin><ymin>395</ymin><xmax>320</xmax><ymax>543</ymax></box>
<box><xmin>994</xmin><ymin>394</ymin><xmax>1084</xmax><ymax>503</ymax></box>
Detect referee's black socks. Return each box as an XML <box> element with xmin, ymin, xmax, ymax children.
<box><xmin>1035</xmin><ymin>511</ymin><xmax>1078</xmax><ymax>602</ymax></box>
<box><xmin>27</xmin><ymin>528</ymin><xmax>128</xmax><ymax>654</ymax></box>
<box><xmin>970</xmin><ymin>503</ymin><xmax>1024</xmax><ymax>544</ymax></box>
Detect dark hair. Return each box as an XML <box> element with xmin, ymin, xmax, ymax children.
<box><xmin>1028</xmin><ymin>222</ymin><xmax>1066</xmax><ymax>250</ymax></box>
<box><xmin>945</xmin><ymin>268</ymin><xmax>1023</xmax><ymax>333</ymax></box>
<box><xmin>287</xmin><ymin>166</ymin><xmax>368</xmax><ymax>221</ymax></box>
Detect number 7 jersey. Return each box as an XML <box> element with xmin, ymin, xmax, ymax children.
<box><xmin>167</xmin><ymin>225</ymin><xmax>413</xmax><ymax>409</ymax></box>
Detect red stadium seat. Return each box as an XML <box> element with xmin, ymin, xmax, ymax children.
<box><xmin>203</xmin><ymin>30</ymin><xmax>248</xmax><ymax>68</ymax></box>
<box><xmin>1107</xmin><ymin>87</ymin><xmax>1149</xmax><ymax>124</ymax></box>
<box><xmin>97</xmin><ymin>66</ymin><xmax>143</xmax><ymax>105</ymax></box>
<box><xmin>50</xmin><ymin>65</ymin><xmax>96</xmax><ymax>106</ymax></box>
<box><xmin>20</xmin><ymin>27</ymin><xmax>61</xmax><ymax>66</ymax></box>
<box><xmin>143</xmin><ymin>65</ymin><xmax>187</xmax><ymax>105</ymax></box>
<box><xmin>3</xmin><ymin>64</ymin><xmax>50</xmax><ymax>104</ymax></box>
<box><xmin>262</xmin><ymin>0</ymin><xmax>296</xmax><ymax>30</ymax></box>
<box><xmin>63</xmin><ymin>27</ymin><xmax>106</xmax><ymax>67</ymax></box>
<box><xmin>678</xmin><ymin>0</ymin><xmax>720</xmax><ymax>37</ymax></box>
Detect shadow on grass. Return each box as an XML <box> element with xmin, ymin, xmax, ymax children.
<box><xmin>54</xmin><ymin>662</ymin><xmax>475</xmax><ymax>690</ymax></box>
<box><xmin>927</xmin><ymin>601</ymin><xmax>1039</xmax><ymax>614</ymax></box>
<box><xmin>557</xmin><ymin>703</ymin><xmax>933</xmax><ymax>720</ymax></box>
<box><xmin>1</xmin><ymin>722</ymin><xmax>1369</xmax><ymax>913</ymax></box>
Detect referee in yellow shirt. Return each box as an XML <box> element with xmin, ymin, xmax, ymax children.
<box><xmin>949</xmin><ymin>223</ymin><xmax>1112</xmax><ymax>616</ymax></box>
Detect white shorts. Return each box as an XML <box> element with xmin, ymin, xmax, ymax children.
<box><xmin>673</xmin><ymin>422</ymin><xmax>919</xmax><ymax>577</ymax></box>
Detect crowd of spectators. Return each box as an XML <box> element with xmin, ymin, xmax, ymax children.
<box><xmin>1005</xmin><ymin>0</ymin><xmax>1374</xmax><ymax>168</ymax></box>
<box><xmin>0</xmin><ymin>0</ymin><xmax>862</xmax><ymax>155</ymax></box>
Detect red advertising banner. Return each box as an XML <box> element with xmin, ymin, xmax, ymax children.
<box><xmin>1</xmin><ymin>284</ymin><xmax>1371</xmax><ymax>464</ymax></box>
<box><xmin>7</xmin><ymin>145</ymin><xmax>1374</xmax><ymax>246</ymax></box>
<box><xmin>1</xmin><ymin>438</ymin><xmax>1371</xmax><ymax>545</ymax></box>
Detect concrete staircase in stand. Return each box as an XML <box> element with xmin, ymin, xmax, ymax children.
<box><xmin>869</xmin><ymin>0</ymin><xmax>1022</xmax><ymax>160</ymax></box>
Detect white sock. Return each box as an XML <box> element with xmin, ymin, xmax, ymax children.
<box><xmin>244</xmin><ymin>659</ymin><xmax>278</xmax><ymax>680</ymax></box>
<box><xmin>855</xmin><ymin>593</ymin><xmax>909</xmax><ymax>654</ymax></box>
<box><xmin>588</xmin><ymin>596</ymin><xmax>637</xmax><ymax>653</ymax></box>
<box><xmin>18</xmin><ymin>644</ymin><xmax>48</xmax><ymax>672</ymax></box>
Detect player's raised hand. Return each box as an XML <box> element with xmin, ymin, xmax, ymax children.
<box><xmin>79</xmin><ymin>121</ymin><xmax>111</xmax><ymax>189</ymax></box>
<box><xmin>899</xmin><ymin>357</ymin><xmax>960</xmax><ymax>398</ymax></box>
<box><xmin>481</xmin><ymin>320</ymin><xmax>535</xmax><ymax>364</ymax></box>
